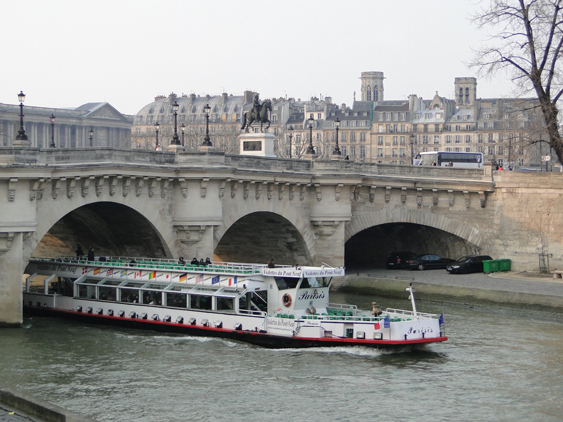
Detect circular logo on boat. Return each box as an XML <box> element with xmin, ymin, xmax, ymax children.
<box><xmin>282</xmin><ymin>293</ymin><xmax>292</xmax><ymax>307</ymax></box>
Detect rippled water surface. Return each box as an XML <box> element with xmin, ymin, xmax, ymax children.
<box><xmin>1</xmin><ymin>293</ymin><xmax>563</xmax><ymax>421</ymax></box>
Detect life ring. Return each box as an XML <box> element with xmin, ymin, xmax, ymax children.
<box><xmin>282</xmin><ymin>293</ymin><xmax>292</xmax><ymax>307</ymax></box>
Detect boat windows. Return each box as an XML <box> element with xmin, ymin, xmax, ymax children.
<box><xmin>120</xmin><ymin>288</ymin><xmax>140</xmax><ymax>303</ymax></box>
<box><xmin>99</xmin><ymin>279</ymin><xmax>121</xmax><ymax>286</ymax></box>
<box><xmin>190</xmin><ymin>295</ymin><xmax>212</xmax><ymax>310</ymax></box>
<box><xmin>78</xmin><ymin>284</ymin><xmax>96</xmax><ymax>299</ymax></box>
<box><xmin>99</xmin><ymin>286</ymin><xmax>117</xmax><ymax>301</ymax></box>
<box><xmin>300</xmin><ymin>277</ymin><xmax>332</xmax><ymax>288</ymax></box>
<box><xmin>142</xmin><ymin>291</ymin><xmax>162</xmax><ymax>305</ymax></box>
<box><xmin>166</xmin><ymin>292</ymin><xmax>187</xmax><ymax>308</ymax></box>
<box><xmin>275</xmin><ymin>277</ymin><xmax>299</xmax><ymax>290</ymax></box>
<box><xmin>216</xmin><ymin>297</ymin><xmax>234</xmax><ymax>312</ymax></box>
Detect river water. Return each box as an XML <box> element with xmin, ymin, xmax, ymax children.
<box><xmin>1</xmin><ymin>293</ymin><xmax>563</xmax><ymax>422</ymax></box>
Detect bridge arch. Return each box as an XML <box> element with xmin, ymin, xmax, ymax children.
<box><xmin>345</xmin><ymin>208</ymin><xmax>485</xmax><ymax>268</ymax></box>
<box><xmin>26</xmin><ymin>197</ymin><xmax>174</xmax><ymax>263</ymax></box>
<box><xmin>214</xmin><ymin>200</ymin><xmax>315</xmax><ymax>265</ymax></box>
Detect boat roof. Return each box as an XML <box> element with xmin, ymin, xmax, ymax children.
<box><xmin>28</xmin><ymin>257</ymin><xmax>345</xmax><ymax>278</ymax></box>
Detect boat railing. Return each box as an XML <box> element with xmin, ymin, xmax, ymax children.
<box><xmin>237</xmin><ymin>309</ymin><xmax>267</xmax><ymax>317</ymax></box>
<box><xmin>385</xmin><ymin>308</ymin><xmax>438</xmax><ymax>319</ymax></box>
<box><xmin>30</xmin><ymin>256</ymin><xmax>267</xmax><ymax>275</ymax></box>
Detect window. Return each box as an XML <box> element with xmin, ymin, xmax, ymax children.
<box><xmin>466</xmin><ymin>147</ymin><xmax>471</xmax><ymax>152</ymax></box>
<box><xmin>377</xmin><ymin>136</ymin><xmax>383</xmax><ymax>145</ymax></box>
<box><xmin>360</xmin><ymin>132</ymin><xmax>366</xmax><ymax>141</ymax></box>
<box><xmin>350</xmin><ymin>132</ymin><xmax>356</xmax><ymax>142</ymax></box>
<box><xmin>366</xmin><ymin>85</ymin><xmax>371</xmax><ymax>101</ymax></box>
<box><xmin>434</xmin><ymin>135</ymin><xmax>440</xmax><ymax>144</ymax></box>
<box><xmin>341</xmin><ymin>146</ymin><xmax>347</xmax><ymax>156</ymax></box>
<box><xmin>317</xmin><ymin>113</ymin><xmax>322</xmax><ymax>119</ymax></box>
<box><xmin>498</xmin><ymin>146</ymin><xmax>504</xmax><ymax>155</ymax></box>
<box><xmin>400</xmin><ymin>136</ymin><xmax>405</xmax><ymax>145</ymax></box>
<box><xmin>434</xmin><ymin>124</ymin><xmax>440</xmax><ymax>132</ymax></box>
<box><xmin>455</xmin><ymin>135</ymin><xmax>461</xmax><ymax>144</ymax></box>
<box><xmin>316</xmin><ymin>133</ymin><xmax>321</xmax><ymax>141</ymax></box>
<box><xmin>377</xmin><ymin>148</ymin><xmax>383</xmax><ymax>157</ymax></box>
<box><xmin>436</xmin><ymin>113</ymin><xmax>442</xmax><ymax>119</ymax></box>
<box><xmin>378</xmin><ymin>124</ymin><xmax>384</xmax><ymax>133</ymax></box>
<box><xmin>350</xmin><ymin>146</ymin><xmax>355</xmax><ymax>156</ymax></box>
<box><xmin>401</xmin><ymin>124</ymin><xmax>406</xmax><ymax>133</ymax></box>
<box><xmin>399</xmin><ymin>148</ymin><xmax>405</xmax><ymax>157</ymax></box>
<box><xmin>341</xmin><ymin>132</ymin><xmax>347</xmax><ymax>142</ymax></box>
<box><xmin>498</xmin><ymin>133</ymin><xmax>503</xmax><ymax>142</ymax></box>
<box><xmin>455</xmin><ymin>125</ymin><xmax>461</xmax><ymax>131</ymax></box>
<box><xmin>360</xmin><ymin>146</ymin><xmax>366</xmax><ymax>158</ymax></box>
<box><xmin>446</xmin><ymin>135</ymin><xmax>451</xmax><ymax>144</ymax></box>
<box><xmin>422</xmin><ymin>135</ymin><xmax>429</xmax><ymax>144</ymax></box>
<box><xmin>392</xmin><ymin>148</ymin><xmax>398</xmax><ymax>157</ymax></box>
<box><xmin>488</xmin><ymin>146</ymin><xmax>495</xmax><ymax>155</ymax></box>
<box><xmin>488</xmin><ymin>133</ymin><xmax>494</xmax><ymax>142</ymax></box>
<box><xmin>477</xmin><ymin>134</ymin><xmax>483</xmax><ymax>143</ymax></box>
<box><xmin>465</xmin><ymin>135</ymin><xmax>471</xmax><ymax>143</ymax></box>
<box><xmin>466</xmin><ymin>124</ymin><xmax>471</xmax><ymax>131</ymax></box>
<box><xmin>392</xmin><ymin>136</ymin><xmax>398</xmax><ymax>145</ymax></box>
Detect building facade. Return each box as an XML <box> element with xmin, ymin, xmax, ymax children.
<box><xmin>0</xmin><ymin>102</ymin><xmax>132</xmax><ymax>149</ymax></box>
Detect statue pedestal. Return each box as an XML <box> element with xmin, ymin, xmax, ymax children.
<box><xmin>239</xmin><ymin>133</ymin><xmax>275</xmax><ymax>157</ymax></box>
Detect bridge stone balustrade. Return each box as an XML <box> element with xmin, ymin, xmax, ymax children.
<box><xmin>1</xmin><ymin>147</ymin><xmax>562</xmax><ymax>326</ymax></box>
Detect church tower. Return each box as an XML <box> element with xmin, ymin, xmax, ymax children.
<box><xmin>454</xmin><ymin>77</ymin><xmax>477</xmax><ymax>107</ymax></box>
<box><xmin>360</xmin><ymin>71</ymin><xmax>384</xmax><ymax>102</ymax></box>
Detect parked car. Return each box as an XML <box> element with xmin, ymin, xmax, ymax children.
<box><xmin>386</xmin><ymin>251</ymin><xmax>417</xmax><ymax>269</ymax></box>
<box><xmin>406</xmin><ymin>254</ymin><xmax>455</xmax><ymax>271</ymax></box>
<box><xmin>446</xmin><ymin>255</ymin><xmax>493</xmax><ymax>274</ymax></box>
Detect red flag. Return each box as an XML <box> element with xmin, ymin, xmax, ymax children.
<box><xmin>374</xmin><ymin>322</ymin><xmax>380</xmax><ymax>330</ymax></box>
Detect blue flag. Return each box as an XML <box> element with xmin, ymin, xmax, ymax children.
<box><xmin>211</xmin><ymin>276</ymin><xmax>220</xmax><ymax>285</ymax></box>
<box><xmin>439</xmin><ymin>313</ymin><xmax>444</xmax><ymax>325</ymax></box>
<box><xmin>383</xmin><ymin>316</ymin><xmax>390</xmax><ymax>328</ymax></box>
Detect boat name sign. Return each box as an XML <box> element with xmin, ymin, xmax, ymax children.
<box><xmin>262</xmin><ymin>268</ymin><xmax>345</xmax><ymax>277</ymax></box>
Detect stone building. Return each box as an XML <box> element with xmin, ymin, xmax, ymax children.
<box><xmin>0</xmin><ymin>102</ymin><xmax>132</xmax><ymax>148</ymax></box>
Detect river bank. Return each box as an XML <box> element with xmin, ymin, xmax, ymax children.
<box><xmin>334</xmin><ymin>269</ymin><xmax>563</xmax><ymax>314</ymax></box>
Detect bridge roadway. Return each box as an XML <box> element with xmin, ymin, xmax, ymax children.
<box><xmin>0</xmin><ymin>147</ymin><xmax>562</xmax><ymax>326</ymax></box>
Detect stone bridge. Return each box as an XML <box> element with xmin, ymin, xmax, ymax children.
<box><xmin>1</xmin><ymin>148</ymin><xmax>562</xmax><ymax>325</ymax></box>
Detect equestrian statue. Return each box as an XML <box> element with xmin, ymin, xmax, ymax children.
<box><xmin>241</xmin><ymin>93</ymin><xmax>271</xmax><ymax>132</ymax></box>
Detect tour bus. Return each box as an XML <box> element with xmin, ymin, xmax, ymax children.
<box><xmin>417</xmin><ymin>151</ymin><xmax>484</xmax><ymax>168</ymax></box>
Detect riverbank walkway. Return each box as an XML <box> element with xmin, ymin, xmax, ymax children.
<box><xmin>335</xmin><ymin>269</ymin><xmax>563</xmax><ymax>312</ymax></box>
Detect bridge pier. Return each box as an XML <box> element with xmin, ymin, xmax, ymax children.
<box><xmin>0</xmin><ymin>232</ymin><xmax>25</xmax><ymax>327</ymax></box>
<box><xmin>312</xmin><ymin>221</ymin><xmax>346</xmax><ymax>267</ymax></box>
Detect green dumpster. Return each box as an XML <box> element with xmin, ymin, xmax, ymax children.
<box><xmin>498</xmin><ymin>259</ymin><xmax>511</xmax><ymax>271</ymax></box>
<box><xmin>483</xmin><ymin>259</ymin><xmax>499</xmax><ymax>273</ymax></box>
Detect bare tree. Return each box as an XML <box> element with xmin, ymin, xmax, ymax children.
<box><xmin>471</xmin><ymin>0</ymin><xmax>563</xmax><ymax>163</ymax></box>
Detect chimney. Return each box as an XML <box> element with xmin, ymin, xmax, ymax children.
<box><xmin>154</xmin><ymin>95</ymin><xmax>166</xmax><ymax>102</ymax></box>
<box><xmin>168</xmin><ymin>92</ymin><xmax>177</xmax><ymax>104</ymax></box>
<box><xmin>222</xmin><ymin>92</ymin><xmax>228</xmax><ymax>102</ymax></box>
<box><xmin>244</xmin><ymin>90</ymin><xmax>254</xmax><ymax>103</ymax></box>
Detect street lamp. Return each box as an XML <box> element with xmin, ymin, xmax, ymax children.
<box><xmin>89</xmin><ymin>128</ymin><xmax>94</xmax><ymax>147</ymax></box>
<box><xmin>202</xmin><ymin>103</ymin><xmax>212</xmax><ymax>146</ymax></box>
<box><xmin>306</xmin><ymin>116</ymin><xmax>315</xmax><ymax>154</ymax></box>
<box><xmin>181</xmin><ymin>123</ymin><xmax>185</xmax><ymax>147</ymax></box>
<box><xmin>50</xmin><ymin>114</ymin><xmax>56</xmax><ymax>148</ymax></box>
<box><xmin>154</xmin><ymin>122</ymin><xmax>160</xmax><ymax>149</ymax></box>
<box><xmin>288</xmin><ymin>125</ymin><xmax>294</xmax><ymax>158</ymax></box>
<box><xmin>410</xmin><ymin>133</ymin><xmax>416</xmax><ymax>165</ymax></box>
<box><xmin>16</xmin><ymin>91</ymin><xmax>28</xmax><ymax>141</ymax></box>
<box><xmin>170</xmin><ymin>101</ymin><xmax>181</xmax><ymax>145</ymax></box>
<box><xmin>333</xmin><ymin>118</ymin><xmax>341</xmax><ymax>155</ymax></box>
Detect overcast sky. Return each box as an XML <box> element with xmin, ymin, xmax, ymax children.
<box><xmin>0</xmin><ymin>0</ymin><xmax>513</xmax><ymax>115</ymax></box>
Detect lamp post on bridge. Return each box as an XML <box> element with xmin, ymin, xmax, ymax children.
<box><xmin>410</xmin><ymin>133</ymin><xmax>416</xmax><ymax>165</ymax></box>
<box><xmin>50</xmin><ymin>114</ymin><xmax>56</xmax><ymax>148</ymax></box>
<box><xmin>154</xmin><ymin>122</ymin><xmax>160</xmax><ymax>150</ymax></box>
<box><xmin>201</xmin><ymin>103</ymin><xmax>212</xmax><ymax>147</ymax></box>
<box><xmin>306</xmin><ymin>116</ymin><xmax>315</xmax><ymax>155</ymax></box>
<box><xmin>288</xmin><ymin>125</ymin><xmax>293</xmax><ymax>158</ymax></box>
<box><xmin>181</xmin><ymin>123</ymin><xmax>185</xmax><ymax>147</ymax></box>
<box><xmin>15</xmin><ymin>91</ymin><xmax>29</xmax><ymax>144</ymax></box>
<box><xmin>333</xmin><ymin>118</ymin><xmax>341</xmax><ymax>155</ymax></box>
<box><xmin>170</xmin><ymin>101</ymin><xmax>181</xmax><ymax>146</ymax></box>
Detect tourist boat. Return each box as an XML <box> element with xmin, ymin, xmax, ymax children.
<box><xmin>23</xmin><ymin>257</ymin><xmax>447</xmax><ymax>349</ymax></box>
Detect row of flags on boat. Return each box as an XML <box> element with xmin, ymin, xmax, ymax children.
<box><xmin>79</xmin><ymin>267</ymin><xmax>237</xmax><ymax>285</ymax></box>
